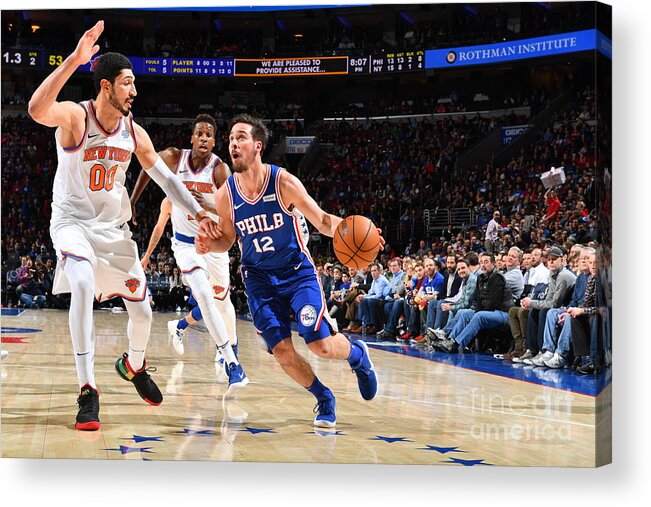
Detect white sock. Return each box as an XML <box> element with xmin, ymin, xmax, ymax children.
<box><xmin>63</xmin><ymin>257</ymin><xmax>96</xmax><ymax>389</ymax></box>
<box><xmin>215</xmin><ymin>292</ymin><xmax>238</xmax><ymax>347</ymax></box>
<box><xmin>123</xmin><ymin>298</ymin><xmax>152</xmax><ymax>371</ymax></box>
<box><xmin>186</xmin><ymin>270</ymin><xmax>238</xmax><ymax>364</ymax></box>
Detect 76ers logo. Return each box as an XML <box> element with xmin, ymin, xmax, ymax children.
<box><xmin>299</xmin><ymin>305</ymin><xmax>317</xmax><ymax>327</ymax></box>
<box><xmin>124</xmin><ymin>278</ymin><xmax>141</xmax><ymax>294</ymax></box>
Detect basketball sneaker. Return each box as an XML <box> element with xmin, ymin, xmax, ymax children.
<box><xmin>224</xmin><ymin>361</ymin><xmax>249</xmax><ymax>394</ymax></box>
<box><xmin>115</xmin><ymin>353</ymin><xmax>163</xmax><ymax>406</ymax></box>
<box><xmin>75</xmin><ymin>384</ymin><xmax>100</xmax><ymax>431</ymax></box>
<box><xmin>350</xmin><ymin>340</ymin><xmax>378</xmax><ymax>400</ymax></box>
<box><xmin>313</xmin><ymin>390</ymin><xmax>336</xmax><ymax>428</ymax></box>
<box><xmin>167</xmin><ymin>320</ymin><xmax>185</xmax><ymax>355</ymax></box>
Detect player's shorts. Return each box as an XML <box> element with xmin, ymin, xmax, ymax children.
<box><xmin>171</xmin><ymin>234</ymin><xmax>230</xmax><ymax>300</ymax></box>
<box><xmin>50</xmin><ymin>219</ymin><xmax>147</xmax><ymax>302</ymax></box>
<box><xmin>242</xmin><ymin>262</ymin><xmax>338</xmax><ymax>350</ymax></box>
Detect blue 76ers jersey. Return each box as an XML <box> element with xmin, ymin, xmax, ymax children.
<box><xmin>226</xmin><ymin>164</ymin><xmax>309</xmax><ymax>271</ymax></box>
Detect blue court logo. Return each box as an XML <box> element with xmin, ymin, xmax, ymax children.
<box><xmin>299</xmin><ymin>305</ymin><xmax>317</xmax><ymax>327</ymax></box>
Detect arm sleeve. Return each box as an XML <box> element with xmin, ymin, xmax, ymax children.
<box><xmin>146</xmin><ymin>156</ymin><xmax>202</xmax><ymax>218</ymax></box>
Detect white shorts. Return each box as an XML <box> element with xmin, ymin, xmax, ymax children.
<box><xmin>171</xmin><ymin>237</ymin><xmax>230</xmax><ymax>300</ymax></box>
<box><xmin>50</xmin><ymin>219</ymin><xmax>147</xmax><ymax>302</ymax></box>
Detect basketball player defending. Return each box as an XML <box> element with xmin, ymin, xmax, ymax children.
<box><xmin>28</xmin><ymin>21</ymin><xmax>223</xmax><ymax>430</ymax></box>
<box><xmin>130</xmin><ymin>115</ymin><xmax>247</xmax><ymax>386</ymax></box>
<box><xmin>196</xmin><ymin>114</ymin><xmax>380</xmax><ymax>428</ymax></box>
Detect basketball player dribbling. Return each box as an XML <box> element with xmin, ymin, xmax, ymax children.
<box><xmin>130</xmin><ymin>114</ymin><xmax>247</xmax><ymax>388</ymax></box>
<box><xmin>196</xmin><ymin>114</ymin><xmax>381</xmax><ymax>428</ymax></box>
<box><xmin>28</xmin><ymin>21</ymin><xmax>222</xmax><ymax>430</ymax></box>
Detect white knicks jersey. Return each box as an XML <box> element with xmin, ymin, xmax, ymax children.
<box><xmin>170</xmin><ymin>149</ymin><xmax>223</xmax><ymax>237</ymax></box>
<box><xmin>51</xmin><ymin>100</ymin><xmax>136</xmax><ymax>228</ymax></box>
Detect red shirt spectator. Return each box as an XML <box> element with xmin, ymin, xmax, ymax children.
<box><xmin>545</xmin><ymin>189</ymin><xmax>561</xmax><ymax>220</ymax></box>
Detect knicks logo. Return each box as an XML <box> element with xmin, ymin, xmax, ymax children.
<box><xmin>124</xmin><ymin>278</ymin><xmax>141</xmax><ymax>294</ymax></box>
<box><xmin>299</xmin><ymin>305</ymin><xmax>318</xmax><ymax>327</ymax></box>
<box><xmin>212</xmin><ymin>285</ymin><xmax>226</xmax><ymax>297</ymax></box>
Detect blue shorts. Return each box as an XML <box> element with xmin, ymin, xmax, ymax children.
<box><xmin>242</xmin><ymin>264</ymin><xmax>334</xmax><ymax>350</ymax></box>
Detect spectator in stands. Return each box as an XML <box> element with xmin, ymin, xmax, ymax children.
<box><xmin>423</xmin><ymin>254</ymin><xmax>462</xmax><ymax>335</ymax></box>
<box><xmin>355</xmin><ymin>263</ymin><xmax>391</xmax><ymax>335</ymax></box>
<box><xmin>485</xmin><ymin>210</ymin><xmax>501</xmax><ymax>254</ymax></box>
<box><xmin>411</xmin><ymin>257</ymin><xmax>445</xmax><ymax>344</ymax></box>
<box><xmin>168</xmin><ymin>267</ymin><xmax>186</xmax><ymax>312</ymax></box>
<box><xmin>425</xmin><ymin>256</ymin><xmax>478</xmax><ymax>343</ymax></box>
<box><xmin>540</xmin><ymin>247</ymin><xmax>594</xmax><ymax>367</ymax></box>
<box><xmin>375</xmin><ymin>259</ymin><xmax>406</xmax><ymax>340</ymax></box>
<box><xmin>516</xmin><ymin>246</ymin><xmax>577</xmax><ymax>365</ymax></box>
<box><xmin>434</xmin><ymin>252</ymin><xmax>513</xmax><ymax>353</ymax></box>
<box><xmin>544</xmin><ymin>188</ymin><xmax>561</xmax><ymax>221</ymax></box>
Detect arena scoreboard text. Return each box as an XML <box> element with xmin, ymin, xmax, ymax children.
<box><xmin>3</xmin><ymin>49</ymin><xmax>424</xmax><ymax>77</ymax></box>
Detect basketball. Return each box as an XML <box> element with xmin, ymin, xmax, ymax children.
<box><xmin>332</xmin><ymin>215</ymin><xmax>381</xmax><ymax>269</ymax></box>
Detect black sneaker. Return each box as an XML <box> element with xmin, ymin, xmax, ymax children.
<box><xmin>115</xmin><ymin>352</ymin><xmax>163</xmax><ymax>406</ymax></box>
<box><xmin>76</xmin><ymin>384</ymin><xmax>100</xmax><ymax>431</ymax></box>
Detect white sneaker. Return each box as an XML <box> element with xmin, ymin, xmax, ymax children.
<box><xmin>167</xmin><ymin>320</ymin><xmax>185</xmax><ymax>355</ymax></box>
<box><xmin>433</xmin><ymin>329</ymin><xmax>447</xmax><ymax>340</ymax></box>
<box><xmin>512</xmin><ymin>349</ymin><xmax>532</xmax><ymax>363</ymax></box>
<box><xmin>532</xmin><ymin>350</ymin><xmax>554</xmax><ymax>366</ymax></box>
<box><xmin>544</xmin><ymin>352</ymin><xmax>566</xmax><ymax>369</ymax></box>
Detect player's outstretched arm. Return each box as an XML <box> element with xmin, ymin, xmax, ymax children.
<box><xmin>132</xmin><ymin>123</ymin><xmax>221</xmax><ymax>239</ymax></box>
<box><xmin>130</xmin><ymin>147</ymin><xmax>179</xmax><ymax>225</ymax></box>
<box><xmin>28</xmin><ymin>20</ymin><xmax>104</xmax><ymax>130</ymax></box>
<box><xmin>196</xmin><ymin>185</ymin><xmax>236</xmax><ymax>254</ymax></box>
<box><xmin>141</xmin><ymin>199</ymin><xmax>172</xmax><ymax>270</ymax></box>
<box><xmin>279</xmin><ymin>170</ymin><xmax>342</xmax><ymax>237</ymax></box>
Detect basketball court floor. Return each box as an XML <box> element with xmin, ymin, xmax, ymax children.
<box><xmin>1</xmin><ymin>308</ymin><xmax>611</xmax><ymax>466</ymax></box>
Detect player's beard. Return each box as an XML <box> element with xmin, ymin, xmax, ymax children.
<box><xmin>109</xmin><ymin>90</ymin><xmax>130</xmax><ymax>117</ymax></box>
<box><xmin>231</xmin><ymin>158</ymin><xmax>247</xmax><ymax>173</ymax></box>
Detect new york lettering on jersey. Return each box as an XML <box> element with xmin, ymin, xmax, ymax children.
<box><xmin>51</xmin><ymin>99</ymin><xmax>136</xmax><ymax>227</ymax></box>
<box><xmin>226</xmin><ymin>164</ymin><xmax>308</xmax><ymax>271</ymax></box>
<box><xmin>171</xmin><ymin>149</ymin><xmax>221</xmax><ymax>236</ymax></box>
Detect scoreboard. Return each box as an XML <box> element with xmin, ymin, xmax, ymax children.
<box><xmin>3</xmin><ymin>48</ymin><xmax>423</xmax><ymax>77</ymax></box>
<box><xmin>349</xmin><ymin>51</ymin><xmax>425</xmax><ymax>74</ymax></box>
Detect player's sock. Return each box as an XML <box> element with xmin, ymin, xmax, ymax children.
<box><xmin>306</xmin><ymin>376</ymin><xmax>329</xmax><ymax>400</ymax></box>
<box><xmin>177</xmin><ymin>318</ymin><xmax>190</xmax><ymax>331</ymax></box>
<box><xmin>123</xmin><ymin>298</ymin><xmax>153</xmax><ymax>371</ymax></box>
<box><xmin>185</xmin><ymin>270</ymin><xmax>238</xmax><ymax>365</ymax></box>
<box><xmin>215</xmin><ymin>294</ymin><xmax>238</xmax><ymax>348</ymax></box>
<box><xmin>128</xmin><ymin>345</ymin><xmax>145</xmax><ymax>372</ymax></box>
<box><xmin>347</xmin><ymin>341</ymin><xmax>364</xmax><ymax>366</ymax></box>
<box><xmin>63</xmin><ymin>257</ymin><xmax>96</xmax><ymax>388</ymax></box>
<box><xmin>190</xmin><ymin>305</ymin><xmax>203</xmax><ymax>322</ymax></box>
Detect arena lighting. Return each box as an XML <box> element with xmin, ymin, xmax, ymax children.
<box><xmin>31</xmin><ymin>24</ymin><xmax>40</xmax><ymax>33</ymax></box>
<box><xmin>294</xmin><ymin>34</ymin><xmax>304</xmax><ymax>38</ymax></box>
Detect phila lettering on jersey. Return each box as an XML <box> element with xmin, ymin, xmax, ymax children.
<box><xmin>226</xmin><ymin>164</ymin><xmax>310</xmax><ymax>271</ymax></box>
<box><xmin>51</xmin><ymin>100</ymin><xmax>136</xmax><ymax>229</ymax></box>
<box><xmin>171</xmin><ymin>148</ymin><xmax>222</xmax><ymax>237</ymax></box>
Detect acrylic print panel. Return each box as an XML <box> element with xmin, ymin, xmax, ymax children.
<box><xmin>1</xmin><ymin>1</ymin><xmax>611</xmax><ymax>468</ymax></box>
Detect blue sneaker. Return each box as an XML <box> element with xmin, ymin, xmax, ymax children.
<box><xmin>350</xmin><ymin>340</ymin><xmax>378</xmax><ymax>400</ymax></box>
<box><xmin>313</xmin><ymin>391</ymin><xmax>336</xmax><ymax>428</ymax></box>
<box><xmin>224</xmin><ymin>361</ymin><xmax>249</xmax><ymax>393</ymax></box>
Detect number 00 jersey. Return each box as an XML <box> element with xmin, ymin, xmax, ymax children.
<box><xmin>226</xmin><ymin>164</ymin><xmax>310</xmax><ymax>271</ymax></box>
<box><xmin>51</xmin><ymin>99</ymin><xmax>136</xmax><ymax>229</ymax></box>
